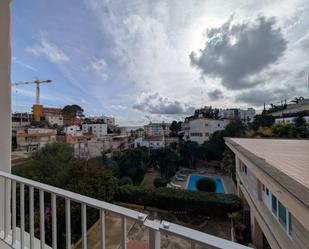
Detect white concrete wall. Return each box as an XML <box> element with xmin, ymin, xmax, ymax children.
<box><xmin>0</xmin><ymin>0</ymin><xmax>12</xmax><ymax>233</ymax></box>
<box><xmin>188</xmin><ymin>118</ymin><xmax>229</xmax><ymax>144</ymax></box>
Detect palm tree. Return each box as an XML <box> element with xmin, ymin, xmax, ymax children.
<box><xmin>291</xmin><ymin>96</ymin><xmax>305</xmax><ymax>104</ymax></box>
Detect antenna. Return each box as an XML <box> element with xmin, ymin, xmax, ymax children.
<box><xmin>307</xmin><ymin>74</ymin><xmax>309</xmax><ymax>98</ymax></box>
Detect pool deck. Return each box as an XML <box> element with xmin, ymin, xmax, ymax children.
<box><xmin>172</xmin><ymin>168</ymin><xmax>236</xmax><ymax>194</ymax></box>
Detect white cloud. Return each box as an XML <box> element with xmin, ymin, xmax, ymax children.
<box><xmin>12</xmin><ymin>57</ymin><xmax>38</xmax><ymax>72</ymax></box>
<box><xmin>133</xmin><ymin>92</ymin><xmax>195</xmax><ymax>115</ymax></box>
<box><xmin>86</xmin><ymin>58</ymin><xmax>108</xmax><ymax>80</ymax></box>
<box><xmin>26</xmin><ymin>33</ymin><xmax>70</xmax><ymax>63</ymax></box>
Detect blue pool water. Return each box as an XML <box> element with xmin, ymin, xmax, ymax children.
<box><xmin>187</xmin><ymin>175</ymin><xmax>225</xmax><ymax>193</ymax></box>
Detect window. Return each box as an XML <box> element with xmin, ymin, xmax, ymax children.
<box><xmin>205</xmin><ymin>132</ymin><xmax>209</xmax><ymax>136</ymax></box>
<box><xmin>278</xmin><ymin>201</ymin><xmax>287</xmax><ymax>228</ymax></box>
<box><xmin>266</xmin><ymin>188</ymin><xmax>269</xmax><ymax>195</ymax></box>
<box><xmin>272</xmin><ymin>195</ymin><xmax>277</xmax><ymax>215</ymax></box>
<box><xmin>218</xmin><ymin>123</ymin><xmax>220</xmax><ymax>127</ymax></box>
<box><xmin>288</xmin><ymin>212</ymin><xmax>292</xmax><ymax>235</ymax></box>
<box><xmin>271</xmin><ymin>194</ymin><xmax>292</xmax><ymax>235</ymax></box>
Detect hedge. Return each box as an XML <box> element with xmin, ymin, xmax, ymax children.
<box><xmin>114</xmin><ymin>185</ymin><xmax>241</xmax><ymax>217</ymax></box>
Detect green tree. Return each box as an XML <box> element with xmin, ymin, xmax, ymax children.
<box><xmin>224</xmin><ymin>120</ymin><xmax>246</xmax><ymax>137</ymax></box>
<box><xmin>169</xmin><ymin>121</ymin><xmax>182</xmax><ymax>137</ymax></box>
<box><xmin>179</xmin><ymin>141</ymin><xmax>200</xmax><ymax>168</ymax></box>
<box><xmin>62</xmin><ymin>104</ymin><xmax>84</xmax><ymax>116</ymax></box>
<box><xmin>150</xmin><ymin>148</ymin><xmax>179</xmax><ymax>178</ymax></box>
<box><xmin>250</xmin><ymin>114</ymin><xmax>275</xmax><ymax>130</ymax></box>
<box><xmin>111</xmin><ymin>147</ymin><xmax>149</xmax><ymax>184</ymax></box>
<box><xmin>153</xmin><ymin>177</ymin><xmax>169</xmax><ymax>188</ymax></box>
<box><xmin>294</xmin><ymin>115</ymin><xmax>306</xmax><ymax>127</ymax></box>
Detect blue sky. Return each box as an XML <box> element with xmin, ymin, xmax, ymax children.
<box><xmin>12</xmin><ymin>0</ymin><xmax>309</xmax><ymax>125</ymax></box>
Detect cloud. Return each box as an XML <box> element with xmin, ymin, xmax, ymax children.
<box><xmin>12</xmin><ymin>57</ymin><xmax>38</xmax><ymax>72</ymax></box>
<box><xmin>235</xmin><ymin>86</ymin><xmax>296</xmax><ymax>106</ymax></box>
<box><xmin>190</xmin><ymin>16</ymin><xmax>287</xmax><ymax>90</ymax></box>
<box><xmin>26</xmin><ymin>34</ymin><xmax>70</xmax><ymax>63</ymax></box>
<box><xmin>133</xmin><ymin>92</ymin><xmax>195</xmax><ymax>115</ymax></box>
<box><xmin>208</xmin><ymin>89</ymin><xmax>223</xmax><ymax>100</ymax></box>
<box><xmin>86</xmin><ymin>58</ymin><xmax>108</xmax><ymax>80</ymax></box>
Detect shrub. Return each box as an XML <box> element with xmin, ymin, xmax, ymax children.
<box><xmin>196</xmin><ymin>178</ymin><xmax>216</xmax><ymax>192</ymax></box>
<box><xmin>115</xmin><ymin>185</ymin><xmax>241</xmax><ymax>217</ymax></box>
<box><xmin>118</xmin><ymin>176</ymin><xmax>133</xmax><ymax>186</ymax></box>
<box><xmin>153</xmin><ymin>177</ymin><xmax>169</xmax><ymax>188</ymax></box>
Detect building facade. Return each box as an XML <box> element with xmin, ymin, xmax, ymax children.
<box><xmin>12</xmin><ymin>112</ymin><xmax>32</xmax><ymax>130</ymax></box>
<box><xmin>146</xmin><ymin>122</ymin><xmax>171</xmax><ymax>136</ymax></box>
<box><xmin>226</xmin><ymin>138</ymin><xmax>309</xmax><ymax>249</ymax></box>
<box><xmin>63</xmin><ymin>125</ymin><xmax>82</xmax><ymax>136</ymax></box>
<box><xmin>275</xmin><ymin>115</ymin><xmax>309</xmax><ymax>124</ymax></box>
<box><xmin>184</xmin><ymin>118</ymin><xmax>229</xmax><ymax>144</ymax></box>
<box><xmin>219</xmin><ymin>108</ymin><xmax>256</xmax><ymax>123</ymax></box>
<box><xmin>16</xmin><ymin>128</ymin><xmax>57</xmax><ymax>151</ymax></box>
<box><xmin>82</xmin><ymin>122</ymin><xmax>107</xmax><ymax>139</ymax></box>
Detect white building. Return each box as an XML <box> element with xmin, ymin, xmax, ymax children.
<box><xmin>134</xmin><ymin>136</ymin><xmax>165</xmax><ymax>149</ymax></box>
<box><xmin>63</xmin><ymin>125</ymin><xmax>82</xmax><ymax>136</ymax></box>
<box><xmin>275</xmin><ymin>115</ymin><xmax>309</xmax><ymax>124</ymax></box>
<box><xmin>184</xmin><ymin>118</ymin><xmax>229</xmax><ymax>144</ymax></box>
<box><xmin>82</xmin><ymin>122</ymin><xmax>107</xmax><ymax>139</ymax></box>
<box><xmin>45</xmin><ymin>114</ymin><xmax>63</xmax><ymax>127</ymax></box>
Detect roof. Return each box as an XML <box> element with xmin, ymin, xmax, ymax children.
<box><xmin>225</xmin><ymin>138</ymin><xmax>309</xmax><ymax>207</ymax></box>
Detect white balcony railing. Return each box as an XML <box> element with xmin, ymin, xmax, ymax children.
<box><xmin>0</xmin><ymin>171</ymin><xmax>250</xmax><ymax>249</ymax></box>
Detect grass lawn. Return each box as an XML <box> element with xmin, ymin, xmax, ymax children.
<box><xmin>140</xmin><ymin>169</ymin><xmax>160</xmax><ymax>187</ymax></box>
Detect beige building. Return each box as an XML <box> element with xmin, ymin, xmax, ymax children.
<box><xmin>226</xmin><ymin>138</ymin><xmax>309</xmax><ymax>249</ymax></box>
<box><xmin>16</xmin><ymin>128</ymin><xmax>57</xmax><ymax>151</ymax></box>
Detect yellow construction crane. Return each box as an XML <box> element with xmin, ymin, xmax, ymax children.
<box><xmin>12</xmin><ymin>79</ymin><xmax>52</xmax><ymax>121</ymax></box>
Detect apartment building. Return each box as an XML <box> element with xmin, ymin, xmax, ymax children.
<box><xmin>219</xmin><ymin>108</ymin><xmax>256</xmax><ymax>123</ymax></box>
<box><xmin>226</xmin><ymin>138</ymin><xmax>309</xmax><ymax>249</ymax></box>
<box><xmin>145</xmin><ymin>122</ymin><xmax>171</xmax><ymax>136</ymax></box>
<box><xmin>184</xmin><ymin>118</ymin><xmax>229</xmax><ymax>144</ymax></box>
<box><xmin>82</xmin><ymin>121</ymin><xmax>107</xmax><ymax>139</ymax></box>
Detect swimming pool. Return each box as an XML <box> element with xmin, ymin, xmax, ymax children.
<box><xmin>187</xmin><ymin>175</ymin><xmax>225</xmax><ymax>193</ymax></box>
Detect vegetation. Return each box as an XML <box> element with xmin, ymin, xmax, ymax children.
<box><xmin>62</xmin><ymin>104</ymin><xmax>83</xmax><ymax>116</ymax></box>
<box><xmin>150</xmin><ymin>147</ymin><xmax>179</xmax><ymax>178</ymax></box>
<box><xmin>169</xmin><ymin>120</ymin><xmax>183</xmax><ymax>137</ymax></box>
<box><xmin>13</xmin><ymin>143</ymin><xmax>118</xmax><ymax>248</ymax></box>
<box><xmin>111</xmin><ymin>147</ymin><xmax>149</xmax><ymax>185</ymax></box>
<box><xmin>196</xmin><ymin>178</ymin><xmax>216</xmax><ymax>192</ymax></box>
<box><xmin>153</xmin><ymin>177</ymin><xmax>169</xmax><ymax>188</ymax></box>
<box><xmin>115</xmin><ymin>185</ymin><xmax>241</xmax><ymax>217</ymax></box>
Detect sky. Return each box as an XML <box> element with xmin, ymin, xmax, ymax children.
<box><xmin>12</xmin><ymin>0</ymin><xmax>309</xmax><ymax>126</ymax></box>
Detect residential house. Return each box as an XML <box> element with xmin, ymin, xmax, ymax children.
<box><xmin>63</xmin><ymin>125</ymin><xmax>82</xmax><ymax>136</ymax></box>
<box><xmin>82</xmin><ymin>121</ymin><xmax>107</xmax><ymax>139</ymax></box>
<box><xmin>184</xmin><ymin>118</ymin><xmax>229</xmax><ymax>144</ymax></box>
